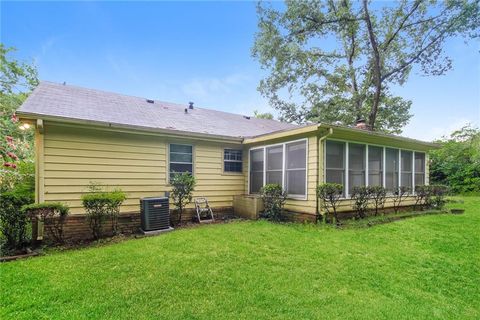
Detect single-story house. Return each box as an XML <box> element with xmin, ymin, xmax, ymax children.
<box><xmin>18</xmin><ymin>81</ymin><xmax>438</xmax><ymax>235</ymax></box>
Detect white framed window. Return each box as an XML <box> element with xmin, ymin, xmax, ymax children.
<box><xmin>249</xmin><ymin>148</ymin><xmax>264</xmax><ymax>194</ymax></box>
<box><xmin>248</xmin><ymin>139</ymin><xmax>307</xmax><ymax>198</ymax></box>
<box><xmin>348</xmin><ymin>143</ymin><xmax>366</xmax><ymax>193</ymax></box>
<box><xmin>286</xmin><ymin>140</ymin><xmax>307</xmax><ymax>196</ymax></box>
<box><xmin>224</xmin><ymin>149</ymin><xmax>242</xmax><ymax>173</ymax></box>
<box><xmin>266</xmin><ymin>145</ymin><xmax>283</xmax><ymax>185</ymax></box>
<box><xmin>325</xmin><ymin>139</ymin><xmax>427</xmax><ymax>197</ymax></box>
<box><xmin>325</xmin><ymin>140</ymin><xmax>346</xmax><ymax>190</ymax></box>
<box><xmin>169</xmin><ymin>144</ymin><xmax>193</xmax><ymax>180</ymax></box>
<box><xmin>414</xmin><ymin>152</ymin><xmax>426</xmax><ymax>187</ymax></box>
<box><xmin>401</xmin><ymin>150</ymin><xmax>413</xmax><ymax>190</ymax></box>
<box><xmin>385</xmin><ymin>148</ymin><xmax>399</xmax><ymax>192</ymax></box>
<box><xmin>368</xmin><ymin>145</ymin><xmax>383</xmax><ymax>187</ymax></box>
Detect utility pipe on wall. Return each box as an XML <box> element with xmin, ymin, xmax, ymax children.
<box><xmin>316</xmin><ymin>127</ymin><xmax>334</xmax><ymax>220</ymax></box>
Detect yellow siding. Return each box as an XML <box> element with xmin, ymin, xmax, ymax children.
<box><xmin>38</xmin><ymin>121</ymin><xmax>433</xmax><ymax>218</ymax></box>
<box><xmin>41</xmin><ymin>123</ymin><xmax>245</xmax><ymax>214</ymax></box>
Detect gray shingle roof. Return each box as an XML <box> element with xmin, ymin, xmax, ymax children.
<box><xmin>18</xmin><ymin>81</ymin><xmax>298</xmax><ymax>138</ymax></box>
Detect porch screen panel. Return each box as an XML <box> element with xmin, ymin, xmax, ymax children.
<box><xmin>348</xmin><ymin>143</ymin><xmax>366</xmax><ymax>193</ymax></box>
<box><xmin>266</xmin><ymin>145</ymin><xmax>283</xmax><ymax>186</ymax></box>
<box><xmin>401</xmin><ymin>150</ymin><xmax>413</xmax><ymax>190</ymax></box>
<box><xmin>249</xmin><ymin>149</ymin><xmax>264</xmax><ymax>193</ymax></box>
<box><xmin>368</xmin><ymin>146</ymin><xmax>383</xmax><ymax>187</ymax></box>
<box><xmin>385</xmin><ymin>148</ymin><xmax>399</xmax><ymax>192</ymax></box>
<box><xmin>325</xmin><ymin>141</ymin><xmax>345</xmax><ymax>189</ymax></box>
<box><xmin>414</xmin><ymin>152</ymin><xmax>426</xmax><ymax>187</ymax></box>
<box><xmin>285</xmin><ymin>140</ymin><xmax>306</xmax><ymax>196</ymax></box>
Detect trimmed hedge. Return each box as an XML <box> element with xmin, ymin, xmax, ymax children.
<box><xmin>81</xmin><ymin>189</ymin><xmax>127</xmax><ymax>239</ymax></box>
<box><xmin>21</xmin><ymin>202</ymin><xmax>70</xmax><ymax>243</ymax></box>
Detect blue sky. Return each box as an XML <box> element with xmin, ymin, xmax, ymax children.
<box><xmin>2</xmin><ymin>1</ymin><xmax>479</xmax><ymax>141</ymax></box>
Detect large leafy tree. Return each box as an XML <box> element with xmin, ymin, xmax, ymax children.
<box><xmin>0</xmin><ymin>44</ymin><xmax>38</xmax><ymax>190</ymax></box>
<box><xmin>430</xmin><ymin>125</ymin><xmax>480</xmax><ymax>194</ymax></box>
<box><xmin>252</xmin><ymin>0</ymin><xmax>480</xmax><ymax>133</ymax></box>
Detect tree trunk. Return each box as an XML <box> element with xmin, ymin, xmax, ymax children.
<box><xmin>363</xmin><ymin>0</ymin><xmax>382</xmax><ymax>131</ymax></box>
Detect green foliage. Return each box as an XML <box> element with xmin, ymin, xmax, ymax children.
<box><xmin>253</xmin><ymin>110</ymin><xmax>274</xmax><ymax>120</ymax></box>
<box><xmin>430</xmin><ymin>185</ymin><xmax>449</xmax><ymax>210</ymax></box>
<box><xmin>260</xmin><ymin>184</ymin><xmax>287</xmax><ymax>221</ymax></box>
<box><xmin>430</xmin><ymin>125</ymin><xmax>480</xmax><ymax>194</ymax></box>
<box><xmin>0</xmin><ymin>188</ymin><xmax>34</xmax><ymax>254</ymax></box>
<box><xmin>170</xmin><ymin>172</ymin><xmax>196</xmax><ymax>224</ymax></box>
<box><xmin>0</xmin><ymin>159</ymin><xmax>35</xmax><ymax>194</ymax></box>
<box><xmin>0</xmin><ymin>44</ymin><xmax>38</xmax><ymax>177</ymax></box>
<box><xmin>368</xmin><ymin>186</ymin><xmax>386</xmax><ymax>216</ymax></box>
<box><xmin>414</xmin><ymin>185</ymin><xmax>430</xmax><ymax>211</ymax></box>
<box><xmin>392</xmin><ymin>186</ymin><xmax>410</xmax><ymax>213</ymax></box>
<box><xmin>252</xmin><ymin>1</ymin><xmax>479</xmax><ymax>132</ymax></box>
<box><xmin>316</xmin><ymin>183</ymin><xmax>343</xmax><ymax>224</ymax></box>
<box><xmin>21</xmin><ymin>202</ymin><xmax>70</xmax><ymax>243</ymax></box>
<box><xmin>22</xmin><ymin>202</ymin><xmax>69</xmax><ymax>217</ymax></box>
<box><xmin>81</xmin><ymin>183</ymin><xmax>127</xmax><ymax>239</ymax></box>
<box><xmin>351</xmin><ymin>186</ymin><xmax>370</xmax><ymax>219</ymax></box>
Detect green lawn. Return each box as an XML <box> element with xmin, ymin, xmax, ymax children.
<box><xmin>1</xmin><ymin>198</ymin><xmax>479</xmax><ymax>319</ymax></box>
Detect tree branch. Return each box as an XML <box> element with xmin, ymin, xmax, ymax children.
<box><xmin>381</xmin><ymin>15</ymin><xmax>457</xmax><ymax>81</ymax></box>
<box><xmin>382</xmin><ymin>0</ymin><xmax>422</xmax><ymax>50</ymax></box>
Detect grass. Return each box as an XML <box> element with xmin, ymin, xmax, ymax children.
<box><xmin>1</xmin><ymin>197</ymin><xmax>479</xmax><ymax>319</ymax></box>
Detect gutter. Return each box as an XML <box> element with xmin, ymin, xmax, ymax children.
<box><xmin>321</xmin><ymin>123</ymin><xmax>440</xmax><ymax>149</ymax></box>
<box><xmin>17</xmin><ymin>112</ymin><xmax>244</xmax><ymax>143</ymax></box>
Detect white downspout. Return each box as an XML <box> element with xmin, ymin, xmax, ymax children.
<box><xmin>316</xmin><ymin>127</ymin><xmax>333</xmax><ymax>220</ymax></box>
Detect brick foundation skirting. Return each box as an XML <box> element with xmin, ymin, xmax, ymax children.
<box><xmin>43</xmin><ymin>207</ymin><xmax>234</xmax><ymax>241</ymax></box>
<box><xmin>42</xmin><ymin>204</ymin><xmax>419</xmax><ymax>241</ymax></box>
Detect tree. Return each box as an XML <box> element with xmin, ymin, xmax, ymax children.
<box><xmin>430</xmin><ymin>125</ymin><xmax>480</xmax><ymax>194</ymax></box>
<box><xmin>170</xmin><ymin>172</ymin><xmax>196</xmax><ymax>224</ymax></box>
<box><xmin>0</xmin><ymin>44</ymin><xmax>38</xmax><ymax>189</ymax></box>
<box><xmin>252</xmin><ymin>0</ymin><xmax>479</xmax><ymax>133</ymax></box>
<box><xmin>253</xmin><ymin>109</ymin><xmax>274</xmax><ymax>120</ymax></box>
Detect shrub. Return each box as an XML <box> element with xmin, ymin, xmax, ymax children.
<box><xmin>368</xmin><ymin>186</ymin><xmax>386</xmax><ymax>216</ymax></box>
<box><xmin>316</xmin><ymin>183</ymin><xmax>343</xmax><ymax>224</ymax></box>
<box><xmin>260</xmin><ymin>184</ymin><xmax>287</xmax><ymax>222</ymax></box>
<box><xmin>81</xmin><ymin>184</ymin><xmax>126</xmax><ymax>239</ymax></box>
<box><xmin>351</xmin><ymin>186</ymin><xmax>370</xmax><ymax>219</ymax></box>
<box><xmin>392</xmin><ymin>186</ymin><xmax>410</xmax><ymax>213</ymax></box>
<box><xmin>430</xmin><ymin>184</ymin><xmax>449</xmax><ymax>210</ymax></box>
<box><xmin>414</xmin><ymin>185</ymin><xmax>430</xmax><ymax>210</ymax></box>
<box><xmin>21</xmin><ymin>202</ymin><xmax>69</xmax><ymax>243</ymax></box>
<box><xmin>0</xmin><ymin>189</ymin><xmax>34</xmax><ymax>254</ymax></box>
<box><xmin>170</xmin><ymin>172</ymin><xmax>196</xmax><ymax>225</ymax></box>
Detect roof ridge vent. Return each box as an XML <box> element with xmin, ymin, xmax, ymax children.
<box><xmin>146</xmin><ymin>99</ymin><xmax>154</xmax><ymax>104</ymax></box>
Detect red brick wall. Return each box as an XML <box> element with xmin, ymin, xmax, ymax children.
<box><xmin>43</xmin><ymin>207</ymin><xmax>234</xmax><ymax>241</ymax></box>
